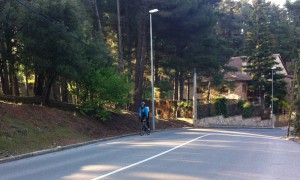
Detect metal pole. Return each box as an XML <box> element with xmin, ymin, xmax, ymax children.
<box><xmin>193</xmin><ymin>68</ymin><xmax>197</xmax><ymax>127</ymax></box>
<box><xmin>271</xmin><ymin>69</ymin><xmax>274</xmax><ymax>128</ymax></box>
<box><xmin>150</xmin><ymin>13</ymin><xmax>155</xmax><ymax>130</ymax></box>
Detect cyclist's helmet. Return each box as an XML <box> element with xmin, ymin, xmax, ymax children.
<box><xmin>141</xmin><ymin>102</ymin><xmax>145</xmax><ymax>106</ymax></box>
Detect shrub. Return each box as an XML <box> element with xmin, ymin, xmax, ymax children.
<box><xmin>76</xmin><ymin>68</ymin><xmax>131</xmax><ymax>120</ymax></box>
<box><xmin>237</xmin><ymin>100</ymin><xmax>244</xmax><ymax>111</ymax></box>
<box><xmin>292</xmin><ymin>114</ymin><xmax>300</xmax><ymax>136</ymax></box>
<box><xmin>215</xmin><ymin>98</ymin><xmax>228</xmax><ymax>118</ymax></box>
<box><xmin>242</xmin><ymin>102</ymin><xmax>253</xmax><ymax>118</ymax></box>
<box><xmin>178</xmin><ymin>101</ymin><xmax>192</xmax><ymax>117</ymax></box>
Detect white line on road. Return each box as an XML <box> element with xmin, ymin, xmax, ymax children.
<box><xmin>90</xmin><ymin>134</ymin><xmax>211</xmax><ymax>180</ymax></box>
<box><xmin>91</xmin><ymin>130</ymin><xmax>284</xmax><ymax>180</ymax></box>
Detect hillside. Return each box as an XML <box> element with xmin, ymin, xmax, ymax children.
<box><xmin>0</xmin><ymin>102</ymin><xmax>192</xmax><ymax>159</ymax></box>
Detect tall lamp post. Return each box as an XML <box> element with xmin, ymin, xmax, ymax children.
<box><xmin>271</xmin><ymin>67</ymin><xmax>276</xmax><ymax>128</ymax></box>
<box><xmin>149</xmin><ymin>9</ymin><xmax>158</xmax><ymax>130</ymax></box>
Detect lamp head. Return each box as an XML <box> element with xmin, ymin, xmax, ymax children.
<box><xmin>149</xmin><ymin>9</ymin><xmax>159</xmax><ymax>13</ymax></box>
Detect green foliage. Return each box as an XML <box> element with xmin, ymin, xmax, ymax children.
<box><xmin>19</xmin><ymin>0</ymin><xmax>90</xmax><ymax>76</ymax></box>
<box><xmin>242</xmin><ymin>102</ymin><xmax>253</xmax><ymax>119</ymax></box>
<box><xmin>216</xmin><ymin>0</ymin><xmax>245</xmax><ymax>55</ymax></box>
<box><xmin>292</xmin><ymin>114</ymin><xmax>300</xmax><ymax>136</ymax></box>
<box><xmin>157</xmin><ymin>80</ymin><xmax>173</xmax><ymax>99</ymax></box>
<box><xmin>214</xmin><ymin>98</ymin><xmax>228</xmax><ymax>118</ymax></box>
<box><xmin>154</xmin><ymin>0</ymin><xmax>233</xmax><ymax>86</ymax></box>
<box><xmin>1</xmin><ymin>0</ymin><xmax>298</xmax><ymax>119</ymax></box>
<box><xmin>237</xmin><ymin>99</ymin><xmax>245</xmax><ymax>111</ymax></box>
<box><xmin>178</xmin><ymin>101</ymin><xmax>193</xmax><ymax>118</ymax></box>
<box><xmin>76</xmin><ymin>67</ymin><xmax>131</xmax><ymax>120</ymax></box>
<box><xmin>178</xmin><ymin>101</ymin><xmax>192</xmax><ymax>109</ymax></box>
<box><xmin>243</xmin><ymin>0</ymin><xmax>287</xmax><ymax>109</ymax></box>
<box><xmin>16</xmin><ymin>0</ymin><xmax>103</xmax><ymax>104</ymax></box>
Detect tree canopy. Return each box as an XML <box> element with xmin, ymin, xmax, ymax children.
<box><xmin>0</xmin><ymin>0</ymin><xmax>299</xmax><ymax>118</ymax></box>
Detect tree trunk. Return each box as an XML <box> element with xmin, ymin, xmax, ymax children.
<box><xmin>13</xmin><ymin>71</ymin><xmax>20</xmax><ymax>96</ymax></box>
<box><xmin>117</xmin><ymin>0</ymin><xmax>124</xmax><ymax>73</ymax></box>
<box><xmin>93</xmin><ymin>0</ymin><xmax>104</xmax><ymax>39</ymax></box>
<box><xmin>287</xmin><ymin>61</ymin><xmax>298</xmax><ymax>136</ymax></box>
<box><xmin>0</xmin><ymin>36</ymin><xmax>11</xmax><ymax>95</ymax></box>
<box><xmin>25</xmin><ymin>75</ymin><xmax>29</xmax><ymax>96</ymax></box>
<box><xmin>0</xmin><ymin>59</ymin><xmax>10</xmax><ymax>95</ymax></box>
<box><xmin>173</xmin><ymin>71</ymin><xmax>179</xmax><ymax>100</ymax></box>
<box><xmin>61</xmin><ymin>77</ymin><xmax>68</xmax><ymax>103</ymax></box>
<box><xmin>125</xmin><ymin>1</ymin><xmax>133</xmax><ymax>81</ymax></box>
<box><xmin>9</xmin><ymin>63</ymin><xmax>20</xmax><ymax>96</ymax></box>
<box><xmin>52</xmin><ymin>79</ymin><xmax>58</xmax><ymax>101</ymax></box>
<box><xmin>154</xmin><ymin>49</ymin><xmax>159</xmax><ymax>86</ymax></box>
<box><xmin>187</xmin><ymin>78</ymin><xmax>190</xmax><ymax>101</ymax></box>
<box><xmin>125</xmin><ymin>2</ymin><xmax>133</xmax><ymax>109</ymax></box>
<box><xmin>207</xmin><ymin>80</ymin><xmax>211</xmax><ymax>103</ymax></box>
<box><xmin>8</xmin><ymin>71</ymin><xmax>13</xmax><ymax>95</ymax></box>
<box><xmin>41</xmin><ymin>72</ymin><xmax>56</xmax><ymax>106</ymax></box>
<box><xmin>179</xmin><ymin>71</ymin><xmax>184</xmax><ymax>101</ymax></box>
<box><xmin>133</xmin><ymin>8</ymin><xmax>147</xmax><ymax>110</ymax></box>
<box><xmin>136</xmin><ymin>25</ymin><xmax>147</xmax><ymax>110</ymax></box>
<box><xmin>34</xmin><ymin>73</ymin><xmax>44</xmax><ymax>96</ymax></box>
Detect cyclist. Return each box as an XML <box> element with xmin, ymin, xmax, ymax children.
<box><xmin>138</xmin><ymin>101</ymin><xmax>150</xmax><ymax>130</ymax></box>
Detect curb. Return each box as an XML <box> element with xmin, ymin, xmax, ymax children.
<box><xmin>0</xmin><ymin>128</ymin><xmax>186</xmax><ymax>164</ymax></box>
<box><xmin>198</xmin><ymin>126</ymin><xmax>283</xmax><ymax>130</ymax></box>
<box><xmin>0</xmin><ymin>132</ymin><xmax>138</xmax><ymax>164</ymax></box>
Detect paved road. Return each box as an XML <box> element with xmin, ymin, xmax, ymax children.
<box><xmin>0</xmin><ymin>128</ymin><xmax>299</xmax><ymax>180</ymax></box>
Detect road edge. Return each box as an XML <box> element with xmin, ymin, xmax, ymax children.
<box><xmin>0</xmin><ymin>127</ymin><xmax>186</xmax><ymax>164</ymax></box>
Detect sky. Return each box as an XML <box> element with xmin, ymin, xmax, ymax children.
<box><xmin>272</xmin><ymin>0</ymin><xmax>295</xmax><ymax>7</ymax></box>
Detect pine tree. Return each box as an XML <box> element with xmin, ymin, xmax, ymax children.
<box><xmin>244</xmin><ymin>0</ymin><xmax>286</xmax><ymax>111</ymax></box>
<box><xmin>216</xmin><ymin>0</ymin><xmax>244</xmax><ymax>55</ymax></box>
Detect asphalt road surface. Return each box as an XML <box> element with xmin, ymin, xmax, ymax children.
<box><xmin>0</xmin><ymin>128</ymin><xmax>299</xmax><ymax>180</ymax></box>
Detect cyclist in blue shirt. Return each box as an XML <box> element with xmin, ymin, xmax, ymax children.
<box><xmin>139</xmin><ymin>102</ymin><xmax>150</xmax><ymax>130</ymax></box>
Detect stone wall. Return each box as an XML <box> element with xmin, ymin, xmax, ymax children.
<box><xmin>196</xmin><ymin>115</ymin><xmax>272</xmax><ymax>128</ymax></box>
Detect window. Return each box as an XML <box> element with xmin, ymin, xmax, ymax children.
<box><xmin>220</xmin><ymin>85</ymin><xmax>229</xmax><ymax>93</ymax></box>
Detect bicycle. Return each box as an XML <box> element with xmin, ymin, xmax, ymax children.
<box><xmin>140</xmin><ymin>118</ymin><xmax>150</xmax><ymax>136</ymax></box>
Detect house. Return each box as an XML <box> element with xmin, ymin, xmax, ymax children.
<box><xmin>223</xmin><ymin>54</ymin><xmax>291</xmax><ymax>102</ymax></box>
<box><xmin>183</xmin><ymin>54</ymin><xmax>292</xmax><ymax>103</ymax></box>
<box><xmin>223</xmin><ymin>56</ymin><xmax>251</xmax><ymax>100</ymax></box>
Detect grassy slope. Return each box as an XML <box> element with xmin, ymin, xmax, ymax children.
<box><xmin>0</xmin><ymin>102</ymin><xmax>192</xmax><ymax>159</ymax></box>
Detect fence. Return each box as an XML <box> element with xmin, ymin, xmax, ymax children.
<box><xmin>145</xmin><ymin>99</ymin><xmax>267</xmax><ymax>120</ymax></box>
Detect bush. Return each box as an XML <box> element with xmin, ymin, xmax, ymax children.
<box><xmin>237</xmin><ymin>100</ymin><xmax>244</xmax><ymax>111</ymax></box>
<box><xmin>178</xmin><ymin>101</ymin><xmax>192</xmax><ymax>117</ymax></box>
<box><xmin>75</xmin><ymin>68</ymin><xmax>131</xmax><ymax>120</ymax></box>
<box><xmin>215</xmin><ymin>98</ymin><xmax>228</xmax><ymax>118</ymax></box>
<box><xmin>242</xmin><ymin>102</ymin><xmax>253</xmax><ymax>118</ymax></box>
<box><xmin>292</xmin><ymin>114</ymin><xmax>300</xmax><ymax>136</ymax></box>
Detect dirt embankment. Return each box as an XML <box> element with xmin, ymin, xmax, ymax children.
<box><xmin>0</xmin><ymin>102</ymin><xmax>192</xmax><ymax>159</ymax></box>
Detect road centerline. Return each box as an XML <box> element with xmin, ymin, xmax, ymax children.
<box><xmin>90</xmin><ymin>134</ymin><xmax>211</xmax><ymax>180</ymax></box>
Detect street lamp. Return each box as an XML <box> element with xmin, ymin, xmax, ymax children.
<box><xmin>271</xmin><ymin>66</ymin><xmax>276</xmax><ymax>128</ymax></box>
<box><xmin>149</xmin><ymin>8</ymin><xmax>158</xmax><ymax>130</ymax></box>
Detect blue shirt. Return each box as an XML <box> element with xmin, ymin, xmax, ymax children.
<box><xmin>139</xmin><ymin>106</ymin><xmax>149</xmax><ymax>118</ymax></box>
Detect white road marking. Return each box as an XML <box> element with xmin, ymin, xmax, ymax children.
<box><xmin>91</xmin><ymin>130</ymin><xmax>284</xmax><ymax>180</ymax></box>
<box><xmin>90</xmin><ymin>134</ymin><xmax>211</xmax><ymax>180</ymax></box>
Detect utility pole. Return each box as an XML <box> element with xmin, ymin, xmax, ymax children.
<box><xmin>193</xmin><ymin>68</ymin><xmax>197</xmax><ymax>127</ymax></box>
